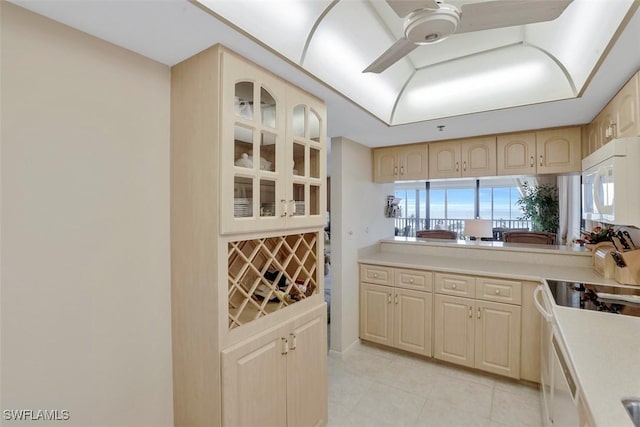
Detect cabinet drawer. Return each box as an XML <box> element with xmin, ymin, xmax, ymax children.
<box><xmin>434</xmin><ymin>273</ymin><xmax>475</xmax><ymax>297</ymax></box>
<box><xmin>360</xmin><ymin>264</ymin><xmax>393</xmax><ymax>285</ymax></box>
<box><xmin>395</xmin><ymin>269</ymin><xmax>433</xmax><ymax>292</ymax></box>
<box><xmin>475</xmin><ymin>277</ymin><xmax>522</xmax><ymax>305</ymax></box>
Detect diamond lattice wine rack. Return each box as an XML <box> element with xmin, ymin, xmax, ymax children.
<box><xmin>228</xmin><ymin>232</ymin><xmax>318</xmax><ymax>329</ymax></box>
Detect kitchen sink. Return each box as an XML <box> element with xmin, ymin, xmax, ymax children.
<box><xmin>622</xmin><ymin>398</ymin><xmax>640</xmax><ymax>427</ymax></box>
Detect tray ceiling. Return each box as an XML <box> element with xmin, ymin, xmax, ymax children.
<box><xmin>197</xmin><ymin>0</ymin><xmax>636</xmax><ymax>125</ymax></box>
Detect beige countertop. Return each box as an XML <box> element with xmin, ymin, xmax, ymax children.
<box><xmin>359</xmin><ymin>249</ymin><xmax>614</xmax><ymax>285</ymax></box>
<box><xmin>553</xmin><ymin>306</ymin><xmax>640</xmax><ymax>427</ymax></box>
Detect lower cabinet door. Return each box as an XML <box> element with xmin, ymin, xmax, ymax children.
<box><xmin>394</xmin><ymin>288</ymin><xmax>432</xmax><ymax>356</ymax></box>
<box><xmin>434</xmin><ymin>294</ymin><xmax>475</xmax><ymax>368</ymax></box>
<box><xmin>475</xmin><ymin>300</ymin><xmax>521</xmax><ymax>378</ymax></box>
<box><xmin>360</xmin><ymin>283</ymin><xmax>393</xmax><ymax>346</ymax></box>
<box><xmin>286</xmin><ymin>305</ymin><xmax>328</xmax><ymax>427</ymax></box>
<box><xmin>221</xmin><ymin>325</ymin><xmax>288</xmax><ymax>427</ymax></box>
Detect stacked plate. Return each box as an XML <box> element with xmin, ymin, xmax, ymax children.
<box><xmin>295</xmin><ymin>201</ymin><xmax>305</xmax><ymax>216</ymax></box>
<box><xmin>234</xmin><ymin>198</ymin><xmax>252</xmax><ymax>217</ymax></box>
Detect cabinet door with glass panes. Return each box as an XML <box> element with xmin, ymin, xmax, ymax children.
<box><xmin>221</xmin><ymin>51</ymin><xmax>288</xmax><ymax>234</ymax></box>
<box><xmin>284</xmin><ymin>86</ymin><xmax>327</xmax><ymax>229</ymax></box>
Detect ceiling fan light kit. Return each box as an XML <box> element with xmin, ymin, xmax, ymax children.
<box><xmin>405</xmin><ymin>6</ymin><xmax>460</xmax><ymax>45</ymax></box>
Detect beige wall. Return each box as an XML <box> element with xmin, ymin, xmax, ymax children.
<box><xmin>330</xmin><ymin>137</ymin><xmax>394</xmax><ymax>352</ymax></box>
<box><xmin>1</xmin><ymin>3</ymin><xmax>173</xmax><ymax>426</ymax></box>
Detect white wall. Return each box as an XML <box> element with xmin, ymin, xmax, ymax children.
<box><xmin>1</xmin><ymin>3</ymin><xmax>173</xmax><ymax>426</ymax></box>
<box><xmin>330</xmin><ymin>137</ymin><xmax>394</xmax><ymax>352</ymax></box>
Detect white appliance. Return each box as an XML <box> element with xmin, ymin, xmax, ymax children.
<box><xmin>582</xmin><ymin>137</ymin><xmax>640</xmax><ymax>227</ymax></box>
<box><xmin>533</xmin><ymin>284</ymin><xmax>579</xmax><ymax>427</ymax></box>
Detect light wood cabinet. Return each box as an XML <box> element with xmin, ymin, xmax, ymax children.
<box><xmin>584</xmin><ymin>71</ymin><xmax>640</xmax><ymax>158</ymax></box>
<box><xmin>433</xmin><ymin>294</ymin><xmax>475</xmax><ymax>367</ymax></box>
<box><xmin>497</xmin><ymin>132</ymin><xmax>536</xmax><ymax>175</ymax></box>
<box><xmin>474</xmin><ymin>299</ymin><xmax>521</xmax><ymax>378</ymax></box>
<box><xmin>429</xmin><ymin>136</ymin><xmax>496</xmax><ymax>179</ymax></box>
<box><xmin>372</xmin><ymin>144</ymin><xmax>428</xmax><ymax>182</ymax></box>
<box><xmin>222</xmin><ymin>305</ymin><xmax>327</xmax><ymax>427</ymax></box>
<box><xmin>497</xmin><ymin>127</ymin><xmax>582</xmax><ymax>175</ymax></box>
<box><xmin>222</xmin><ymin>50</ymin><xmax>327</xmax><ymax>234</ymax></box>
<box><xmin>536</xmin><ymin>127</ymin><xmax>582</xmax><ymax>174</ymax></box>
<box><xmin>434</xmin><ymin>273</ymin><xmax>522</xmax><ymax>379</ymax></box>
<box><xmin>520</xmin><ymin>281</ymin><xmax>542</xmax><ymax>383</ymax></box>
<box><xmin>171</xmin><ymin>45</ymin><xmax>327</xmax><ymax>427</ymax></box>
<box><xmin>360</xmin><ymin>265</ymin><xmax>433</xmax><ymax>356</ymax></box>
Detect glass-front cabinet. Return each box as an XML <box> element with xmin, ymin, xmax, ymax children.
<box><xmin>221</xmin><ymin>51</ymin><xmax>326</xmax><ymax>235</ymax></box>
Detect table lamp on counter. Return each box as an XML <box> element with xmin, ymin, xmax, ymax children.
<box><xmin>464</xmin><ymin>219</ymin><xmax>493</xmax><ymax>241</ymax></box>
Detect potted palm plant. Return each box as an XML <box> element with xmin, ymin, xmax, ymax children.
<box><xmin>516</xmin><ymin>182</ymin><xmax>559</xmax><ymax>233</ymax></box>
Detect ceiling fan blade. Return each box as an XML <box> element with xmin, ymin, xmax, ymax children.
<box><xmin>363</xmin><ymin>37</ymin><xmax>418</xmax><ymax>73</ymax></box>
<box><xmin>385</xmin><ymin>0</ymin><xmax>440</xmax><ymax>18</ymax></box>
<box><xmin>457</xmin><ymin>0</ymin><xmax>574</xmax><ymax>34</ymax></box>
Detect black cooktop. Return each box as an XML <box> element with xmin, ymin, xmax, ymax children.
<box><xmin>546</xmin><ymin>280</ymin><xmax>640</xmax><ymax>317</ymax></box>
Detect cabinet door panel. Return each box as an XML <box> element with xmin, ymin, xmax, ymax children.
<box><xmin>536</xmin><ymin>127</ymin><xmax>581</xmax><ymax>174</ymax></box>
<box><xmin>497</xmin><ymin>132</ymin><xmax>536</xmax><ymax>175</ymax></box>
<box><xmin>398</xmin><ymin>145</ymin><xmax>429</xmax><ymax>181</ymax></box>
<box><xmin>429</xmin><ymin>141</ymin><xmax>460</xmax><ymax>179</ymax></box>
<box><xmin>372</xmin><ymin>147</ymin><xmax>398</xmax><ymax>183</ymax></box>
<box><xmin>222</xmin><ymin>325</ymin><xmax>288</xmax><ymax>427</ymax></box>
<box><xmin>360</xmin><ymin>283</ymin><xmax>393</xmax><ymax>346</ymax></box>
<box><xmin>615</xmin><ymin>73</ymin><xmax>639</xmax><ymax>138</ymax></box>
<box><xmin>394</xmin><ymin>289</ymin><xmax>432</xmax><ymax>356</ymax></box>
<box><xmin>475</xmin><ymin>300</ymin><xmax>521</xmax><ymax>379</ymax></box>
<box><xmin>434</xmin><ymin>294</ymin><xmax>474</xmax><ymax>367</ymax></box>
<box><xmin>461</xmin><ymin>137</ymin><xmax>496</xmax><ymax>177</ymax></box>
<box><xmin>287</xmin><ymin>306</ymin><xmax>328</xmax><ymax>427</ymax></box>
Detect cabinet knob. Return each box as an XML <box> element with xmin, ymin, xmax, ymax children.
<box><xmin>281</xmin><ymin>337</ymin><xmax>289</xmax><ymax>355</ymax></box>
<box><xmin>394</xmin><ymin>294</ymin><xmax>398</xmax><ymax>304</ymax></box>
<box><xmin>477</xmin><ymin>307</ymin><xmax>481</xmax><ymax>319</ymax></box>
<box><xmin>280</xmin><ymin>199</ymin><xmax>288</xmax><ymax>217</ymax></box>
<box><xmin>529</xmin><ymin>156</ymin><xmax>534</xmax><ymax>168</ymax></box>
<box><xmin>463</xmin><ymin>161</ymin><xmax>467</xmax><ymax>172</ymax></box>
<box><xmin>373</xmin><ymin>273</ymin><xmax>379</xmax><ymax>278</ymax></box>
<box><xmin>394</xmin><ymin>166</ymin><xmax>398</xmax><ymax>175</ymax></box>
<box><xmin>495</xmin><ymin>289</ymin><xmax>501</xmax><ymax>295</ymax></box>
<box><xmin>400</xmin><ymin>166</ymin><xmax>405</xmax><ymax>175</ymax></box>
<box><xmin>409</xmin><ymin>278</ymin><xmax>414</xmax><ymax>283</ymax></box>
<box><xmin>452</xmin><ymin>283</ymin><xmax>457</xmax><ymax>289</ymax></box>
<box><xmin>387</xmin><ymin>293</ymin><xmax>392</xmax><ymax>303</ymax></box>
<box><xmin>468</xmin><ymin>306</ymin><xmax>472</xmax><ymax>318</ymax></box>
<box><xmin>455</xmin><ymin>161</ymin><xmax>459</xmax><ymax>172</ymax></box>
<box><xmin>539</xmin><ymin>155</ymin><xmax>543</xmax><ymax>167</ymax></box>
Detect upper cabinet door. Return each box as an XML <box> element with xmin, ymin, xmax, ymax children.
<box><xmin>221</xmin><ymin>51</ymin><xmax>288</xmax><ymax>235</ymax></box>
<box><xmin>372</xmin><ymin>147</ymin><xmax>398</xmax><ymax>183</ymax></box>
<box><xmin>220</xmin><ymin>50</ymin><xmax>327</xmax><ymax>235</ymax></box>
<box><xmin>497</xmin><ymin>132</ymin><xmax>536</xmax><ymax>176</ymax></box>
<box><xmin>614</xmin><ymin>72</ymin><xmax>640</xmax><ymax>139</ymax></box>
<box><xmin>536</xmin><ymin>127</ymin><xmax>582</xmax><ymax>174</ymax></box>
<box><xmin>461</xmin><ymin>136</ymin><xmax>496</xmax><ymax>177</ymax></box>
<box><xmin>397</xmin><ymin>145</ymin><xmax>429</xmax><ymax>181</ymax></box>
<box><xmin>286</xmin><ymin>86</ymin><xmax>327</xmax><ymax>229</ymax></box>
<box><xmin>429</xmin><ymin>141</ymin><xmax>461</xmax><ymax>179</ymax></box>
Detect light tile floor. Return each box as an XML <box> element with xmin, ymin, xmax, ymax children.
<box><xmin>328</xmin><ymin>342</ymin><xmax>543</xmax><ymax>427</ymax></box>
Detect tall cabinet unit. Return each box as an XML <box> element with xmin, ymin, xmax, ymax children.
<box><xmin>171</xmin><ymin>45</ymin><xmax>327</xmax><ymax>427</ymax></box>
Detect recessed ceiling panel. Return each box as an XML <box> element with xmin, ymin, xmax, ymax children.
<box><xmin>197</xmin><ymin>0</ymin><xmax>332</xmax><ymax>62</ymax></box>
<box><xmin>304</xmin><ymin>0</ymin><xmax>413</xmax><ymax>122</ymax></box>
<box><xmin>393</xmin><ymin>44</ymin><xmax>574</xmax><ymax>124</ymax></box>
<box><xmin>525</xmin><ymin>0</ymin><xmax>635</xmax><ymax>93</ymax></box>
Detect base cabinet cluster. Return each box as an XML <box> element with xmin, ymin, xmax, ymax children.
<box><xmin>222</xmin><ymin>305</ymin><xmax>327</xmax><ymax>427</ymax></box>
<box><xmin>433</xmin><ymin>273</ymin><xmax>521</xmax><ymax>379</ymax></box>
<box><xmin>360</xmin><ymin>265</ymin><xmax>433</xmax><ymax>356</ymax></box>
<box><xmin>359</xmin><ymin>264</ymin><xmax>541</xmax><ymax>382</ymax></box>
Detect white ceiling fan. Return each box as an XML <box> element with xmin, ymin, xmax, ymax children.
<box><xmin>363</xmin><ymin>0</ymin><xmax>574</xmax><ymax>73</ymax></box>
